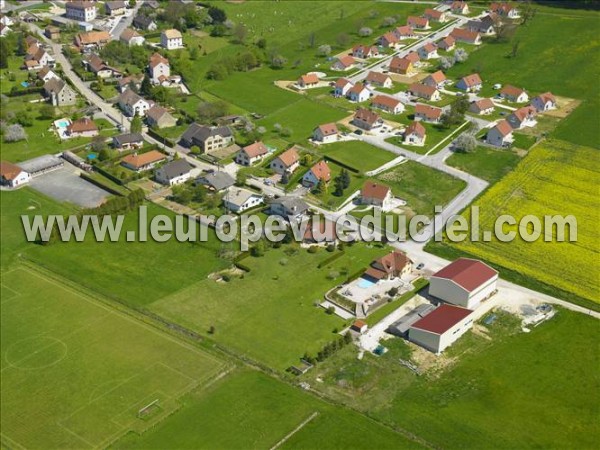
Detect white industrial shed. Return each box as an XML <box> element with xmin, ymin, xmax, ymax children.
<box><xmin>429</xmin><ymin>258</ymin><xmax>498</xmax><ymax>309</ymax></box>
<box><xmin>409</xmin><ymin>304</ymin><xmax>474</xmax><ymax>353</ymax></box>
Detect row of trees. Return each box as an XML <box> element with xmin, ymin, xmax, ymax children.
<box><xmin>302</xmin><ymin>332</ymin><xmax>353</xmax><ymax>366</ymax></box>
<box><xmin>206</xmin><ymin>48</ymin><xmax>262</xmax><ymax>80</ymax></box>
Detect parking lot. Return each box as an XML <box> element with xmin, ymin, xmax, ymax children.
<box><xmin>29</xmin><ymin>164</ymin><xmax>110</xmax><ymax>208</ymax></box>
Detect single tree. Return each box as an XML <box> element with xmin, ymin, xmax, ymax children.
<box><xmin>130</xmin><ymin>114</ymin><xmax>143</xmax><ymax>133</ymax></box>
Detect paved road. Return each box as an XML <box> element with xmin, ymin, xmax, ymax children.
<box><xmin>110</xmin><ymin>1</ymin><xmax>143</xmax><ymax>39</ymax></box>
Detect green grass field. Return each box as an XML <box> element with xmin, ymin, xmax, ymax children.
<box><xmin>446</xmin><ymin>146</ymin><xmax>523</xmax><ymax>184</ymax></box>
<box><xmin>316</xmin><ymin>140</ymin><xmax>397</xmax><ymax>172</ymax></box>
<box><xmin>302</xmin><ymin>308</ymin><xmax>600</xmax><ymax>449</ymax></box>
<box><xmin>149</xmin><ymin>244</ymin><xmax>386</xmax><ymax>369</ymax></box>
<box><xmin>0</xmin><ymin>268</ymin><xmax>225</xmax><ymax>449</ymax></box>
<box><xmin>444</xmin><ymin>10</ymin><xmax>600</xmax><ymax>149</ymax></box>
<box><xmin>116</xmin><ymin>369</ymin><xmax>423</xmax><ymax>450</ymax></box>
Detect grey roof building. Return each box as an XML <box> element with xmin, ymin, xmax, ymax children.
<box><xmin>112</xmin><ymin>133</ymin><xmax>144</xmax><ymax>148</ymax></box>
<box><xmin>195</xmin><ymin>171</ymin><xmax>235</xmax><ymax>192</ymax></box>
<box><xmin>155</xmin><ymin>159</ymin><xmax>194</xmax><ymax>185</ymax></box>
<box><xmin>179</xmin><ymin>123</ymin><xmax>234</xmax><ymax>152</ymax></box>
<box><xmin>386</xmin><ymin>304</ymin><xmax>435</xmax><ymax>337</ymax></box>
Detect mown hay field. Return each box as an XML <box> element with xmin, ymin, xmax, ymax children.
<box><xmin>444</xmin><ymin>139</ymin><xmax>599</xmax><ymax>303</ymax></box>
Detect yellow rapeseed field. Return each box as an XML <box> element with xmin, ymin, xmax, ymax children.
<box><xmin>446</xmin><ymin>139</ymin><xmax>599</xmax><ymax>303</ymax></box>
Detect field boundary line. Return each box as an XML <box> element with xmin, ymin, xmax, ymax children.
<box><xmin>55</xmin><ymin>422</ymin><xmax>95</xmax><ymax>449</ymax></box>
<box><xmin>269</xmin><ymin>411</ymin><xmax>319</xmax><ymax>450</ymax></box>
<box><xmin>0</xmin><ymin>283</ymin><xmax>21</xmax><ymax>304</ymax></box>
<box><xmin>1</xmin><ymin>432</ymin><xmax>28</xmax><ymax>450</ymax></box>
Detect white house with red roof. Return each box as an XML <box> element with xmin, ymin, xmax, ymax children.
<box><xmin>360</xmin><ymin>181</ymin><xmax>392</xmax><ymax>209</ymax></box>
<box><xmin>371</xmin><ymin>95</ymin><xmax>404</xmax><ymax>114</ymax></box>
<box><xmin>235</xmin><ymin>141</ymin><xmax>269</xmax><ymax>166</ymax></box>
<box><xmin>302</xmin><ymin>160</ymin><xmax>331</xmax><ymax>188</ymax></box>
<box><xmin>347</xmin><ymin>83</ymin><xmax>371</xmax><ymax>103</ymax></box>
<box><xmin>429</xmin><ymin>258</ymin><xmax>499</xmax><ymax>309</ymax></box>
<box><xmin>333</xmin><ymin>78</ymin><xmax>353</xmax><ymax>97</ymax></box>
<box><xmin>531</xmin><ymin>92</ymin><xmax>557</xmax><ymax>112</ymax></box>
<box><xmin>297</xmin><ymin>73</ymin><xmax>319</xmax><ymax>89</ymax></box>
<box><xmin>500</xmin><ymin>85</ymin><xmax>529</xmax><ymax>103</ymax></box>
<box><xmin>486</xmin><ymin>119</ymin><xmax>514</xmax><ymax>147</ymax></box>
<box><xmin>404</xmin><ymin>121</ymin><xmax>427</xmax><ymax>146</ymax></box>
<box><xmin>408</xmin><ymin>16</ymin><xmax>430</xmax><ymax>30</ymax></box>
<box><xmin>312</xmin><ymin>123</ymin><xmax>339</xmax><ymax>144</ymax></box>
<box><xmin>409</xmin><ymin>304</ymin><xmax>474</xmax><ymax>353</ymax></box>
<box><xmin>331</xmin><ymin>55</ymin><xmax>356</xmax><ymax>71</ymax></box>
<box><xmin>417</xmin><ymin>42</ymin><xmax>438</xmax><ymax>60</ymax></box>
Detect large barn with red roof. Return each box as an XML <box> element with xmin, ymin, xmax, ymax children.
<box><xmin>409</xmin><ymin>304</ymin><xmax>474</xmax><ymax>353</ymax></box>
<box><xmin>429</xmin><ymin>258</ymin><xmax>499</xmax><ymax>309</ymax></box>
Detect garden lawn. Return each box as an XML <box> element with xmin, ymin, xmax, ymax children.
<box><xmin>116</xmin><ymin>369</ymin><xmax>422</xmax><ymax>450</ymax></box>
<box><xmin>24</xmin><ymin>203</ymin><xmax>229</xmax><ymax>307</ymax></box>
<box><xmin>316</xmin><ymin>140</ymin><xmax>396</xmax><ymax>172</ymax></box>
<box><xmin>375</xmin><ymin>161</ymin><xmax>467</xmax><ymax>217</ymax></box>
<box><xmin>0</xmin><ymin>267</ymin><xmax>225</xmax><ymax>450</ymax></box>
<box><xmin>148</xmin><ymin>244</ymin><xmax>388</xmax><ymax>369</ymax></box>
<box><xmin>445</xmin><ymin>146</ymin><xmax>522</xmax><ymax>184</ymax></box>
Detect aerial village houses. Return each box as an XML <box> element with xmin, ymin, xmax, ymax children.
<box><xmin>196</xmin><ymin>171</ymin><xmax>235</xmax><ymax>193</ymax></box>
<box><xmin>405</xmin><ymin>51</ymin><xmax>421</xmax><ymax>66</ymax></box>
<box><xmin>422</xmin><ymin>71</ymin><xmax>447</xmax><ymax>89</ymax></box>
<box><xmin>65</xmin><ymin>1</ymin><xmax>97</xmax><ymax>22</ymax></box>
<box><xmin>112</xmin><ymin>133</ymin><xmax>144</xmax><ymax>151</ymax></box>
<box><xmin>155</xmin><ymin>159</ymin><xmax>194</xmax><ymax>186</ymax></box>
<box><xmin>352</xmin><ymin>108</ymin><xmax>383</xmax><ymax>131</ymax></box>
<box><xmin>408</xmin><ymin>83</ymin><xmax>441</xmax><ymax>101</ymax></box>
<box><xmin>451</xmin><ymin>1</ymin><xmax>470</xmax><ymax>15</ymax></box>
<box><xmin>146</xmin><ymin>105</ymin><xmax>177</xmax><ymax>129</ymax></box>
<box><xmin>118</xmin><ymin>74</ymin><xmax>142</xmax><ymax>93</ymax></box>
<box><xmin>378</xmin><ymin>32</ymin><xmax>400</xmax><ymax>49</ymax></box>
<box><xmin>303</xmin><ymin>219</ymin><xmax>339</xmax><ymax>245</ymax></box>
<box><xmin>456</xmin><ymin>73</ymin><xmax>483</xmax><ymax>92</ymax></box>
<box><xmin>408</xmin><ymin>304</ymin><xmax>474</xmax><ymax>354</ymax></box>
<box><xmin>235</xmin><ymin>141</ymin><xmax>269</xmax><ymax>166</ymax></box>
<box><xmin>430</xmin><ymin>258</ymin><xmax>499</xmax><ymax>309</ymax></box>
<box><xmin>352</xmin><ymin>44</ymin><xmax>378</xmax><ymax>59</ymax></box>
<box><xmin>37</xmin><ymin>66</ymin><xmax>59</xmax><ymax>83</ymax></box>
<box><xmin>224</xmin><ymin>188</ymin><xmax>264</xmax><ymax>213</ymax></box>
<box><xmin>500</xmin><ymin>85</ymin><xmax>529</xmax><ymax>103</ymax></box>
<box><xmin>66</xmin><ymin>118</ymin><xmax>98</xmax><ymax>138</ymax></box>
<box><xmin>389</xmin><ymin>57</ymin><xmax>415</xmax><ymax>75</ymax></box>
<box><xmin>270</xmin><ymin>147</ymin><xmax>300</xmax><ymax>175</ymax></box>
<box><xmin>347</xmin><ymin>83</ymin><xmax>371</xmax><ymax>103</ymax></box>
<box><xmin>84</xmin><ymin>54</ymin><xmax>121</xmax><ymax>78</ymax></box>
<box><xmin>118</xmin><ymin>89</ymin><xmax>152</xmax><ymax>117</ymax></box>
<box><xmin>371</xmin><ymin>95</ymin><xmax>404</xmax><ymax>115</ymax></box>
<box><xmin>469</xmin><ymin>98</ymin><xmax>495</xmax><ymax>115</ymax></box>
<box><xmin>468</xmin><ymin>15</ymin><xmax>497</xmax><ymax>35</ymax></box>
<box><xmin>161</xmin><ymin>29</ymin><xmax>183</xmax><ymax>50</ymax></box>
<box><xmin>331</xmin><ymin>55</ymin><xmax>356</xmax><ymax>71</ymax></box>
<box><xmin>120</xmin><ymin>28</ymin><xmax>145</xmax><ymax>47</ymax></box>
<box><xmin>424</xmin><ymin>9</ymin><xmax>447</xmax><ymax>23</ymax></box>
<box><xmin>361</xmin><ymin>181</ymin><xmax>392</xmax><ymax>210</ymax></box>
<box><xmin>364</xmin><ymin>250</ymin><xmax>413</xmax><ymax>282</ymax></box>
<box><xmin>297</xmin><ymin>73</ymin><xmax>319</xmax><ymax>89</ymax></box>
<box><xmin>312</xmin><ymin>123</ymin><xmax>339</xmax><ymax>144</ymax></box>
<box><xmin>404</xmin><ymin>121</ymin><xmax>427</xmax><ymax>146</ymax></box>
<box><xmin>302</xmin><ymin>160</ymin><xmax>331</xmax><ymax>188</ymax></box>
<box><xmin>490</xmin><ymin>2</ymin><xmax>520</xmax><ymax>19</ymax></box>
<box><xmin>437</xmin><ymin>35</ymin><xmax>455</xmax><ymax>51</ymax></box>
<box><xmin>393</xmin><ymin>25</ymin><xmax>415</xmax><ymax>40</ymax></box>
<box><xmin>105</xmin><ymin>1</ymin><xmax>126</xmax><ymax>16</ymax></box>
<box><xmin>43</xmin><ymin>78</ymin><xmax>76</xmax><ymax>106</ymax></box>
<box><xmin>180</xmin><ymin>124</ymin><xmax>234</xmax><ymax>152</ymax></box>
<box><xmin>0</xmin><ymin>161</ymin><xmax>31</xmax><ymax>188</ymax></box>
<box><xmin>450</xmin><ymin>28</ymin><xmax>482</xmax><ymax>45</ymax></box>
<box><xmin>408</xmin><ymin>16</ymin><xmax>429</xmax><ymax>30</ymax></box>
<box><xmin>148</xmin><ymin>53</ymin><xmax>170</xmax><ymax>84</ymax></box>
<box><xmin>25</xmin><ymin>45</ymin><xmax>55</xmax><ymax>70</ymax></box>
<box><xmin>121</xmin><ymin>150</ymin><xmax>166</xmax><ymax>172</ymax></box>
<box><xmin>486</xmin><ymin>119</ymin><xmax>514</xmax><ymax>147</ymax></box>
<box><xmin>532</xmin><ymin>92</ymin><xmax>557</xmax><ymax>112</ymax></box>
<box><xmin>417</xmin><ymin>42</ymin><xmax>438</xmax><ymax>60</ymax></box>
<box><xmin>414</xmin><ymin>104</ymin><xmax>443</xmax><ymax>123</ymax></box>
<box><xmin>334</xmin><ymin>78</ymin><xmax>353</xmax><ymax>97</ymax></box>
<box><xmin>269</xmin><ymin>197</ymin><xmax>309</xmax><ymax>223</ymax></box>
<box><xmin>365</xmin><ymin>71</ymin><xmax>392</xmax><ymax>89</ymax></box>
<box><xmin>74</xmin><ymin>31</ymin><xmax>111</xmax><ymax>51</ymax></box>
<box><xmin>133</xmin><ymin>14</ymin><xmax>157</xmax><ymax>31</ymax></box>
<box><xmin>507</xmin><ymin>106</ymin><xmax>537</xmax><ymax>129</ymax></box>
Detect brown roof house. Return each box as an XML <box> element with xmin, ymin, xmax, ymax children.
<box><xmin>507</xmin><ymin>105</ymin><xmax>537</xmax><ymax>129</ymax></box>
<box><xmin>417</xmin><ymin>42</ymin><xmax>438</xmax><ymax>60</ymax></box>
<box><xmin>456</xmin><ymin>73</ymin><xmax>483</xmax><ymax>92</ymax></box>
<box><xmin>0</xmin><ymin>161</ymin><xmax>31</xmax><ymax>188</ymax></box>
<box><xmin>364</xmin><ymin>250</ymin><xmax>413</xmax><ymax>281</ymax></box>
<box><xmin>297</xmin><ymin>73</ymin><xmax>319</xmax><ymax>89</ymax></box>
<box><xmin>389</xmin><ymin>57</ymin><xmax>415</xmax><ymax>75</ymax></box>
<box><xmin>408</xmin><ymin>83</ymin><xmax>441</xmax><ymax>101</ymax></box>
<box><xmin>360</xmin><ymin>181</ymin><xmax>392</xmax><ymax>210</ymax></box>
<box><xmin>352</xmin><ymin>44</ymin><xmax>379</xmax><ymax>59</ymax></box>
<box><xmin>450</xmin><ymin>28</ymin><xmax>482</xmax><ymax>45</ymax></box>
<box><xmin>469</xmin><ymin>98</ymin><xmax>495</xmax><ymax>115</ymax></box>
<box><xmin>74</xmin><ymin>31</ymin><xmax>111</xmax><ymax>51</ymax></box>
<box><xmin>486</xmin><ymin>119</ymin><xmax>514</xmax><ymax>147</ymax></box>
<box><xmin>531</xmin><ymin>92</ymin><xmax>557</xmax><ymax>112</ymax></box>
<box><xmin>422</xmin><ymin>70</ymin><xmax>447</xmax><ymax>89</ymax></box>
<box><xmin>424</xmin><ymin>8</ymin><xmax>448</xmax><ymax>23</ymax></box>
<box><xmin>235</xmin><ymin>141</ymin><xmax>269</xmax><ymax>166</ymax></box>
<box><xmin>66</xmin><ymin>118</ymin><xmax>98</xmax><ymax>138</ymax></box>
<box><xmin>270</xmin><ymin>147</ymin><xmax>300</xmax><ymax>175</ymax></box>
<box><xmin>371</xmin><ymin>95</ymin><xmax>404</xmax><ymax>115</ymax></box>
<box><xmin>500</xmin><ymin>85</ymin><xmax>529</xmax><ymax>103</ymax></box>
<box><xmin>312</xmin><ymin>123</ymin><xmax>339</xmax><ymax>144</ymax></box>
<box><xmin>378</xmin><ymin>31</ymin><xmax>400</xmax><ymax>48</ymax></box>
<box><xmin>347</xmin><ymin>83</ymin><xmax>371</xmax><ymax>103</ymax></box>
<box><xmin>146</xmin><ymin>105</ymin><xmax>177</xmax><ymax>129</ymax></box>
<box><xmin>121</xmin><ymin>150</ymin><xmax>166</xmax><ymax>172</ymax></box>
<box><xmin>365</xmin><ymin>71</ymin><xmax>393</xmax><ymax>89</ymax></box>
<box><xmin>414</xmin><ymin>104</ymin><xmax>443</xmax><ymax>123</ymax></box>
<box><xmin>404</xmin><ymin>121</ymin><xmax>427</xmax><ymax>146</ymax></box>
<box><xmin>437</xmin><ymin>35</ymin><xmax>455</xmax><ymax>51</ymax></box>
<box><xmin>408</xmin><ymin>16</ymin><xmax>430</xmax><ymax>29</ymax></box>
<box><xmin>331</xmin><ymin>55</ymin><xmax>356</xmax><ymax>71</ymax></box>
<box><xmin>352</xmin><ymin>108</ymin><xmax>383</xmax><ymax>131</ymax></box>
<box><xmin>302</xmin><ymin>160</ymin><xmax>331</xmax><ymax>188</ymax></box>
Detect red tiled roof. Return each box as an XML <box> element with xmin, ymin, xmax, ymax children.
<box><xmin>335</xmin><ymin>78</ymin><xmax>352</xmax><ymax>88</ymax></box>
<box><xmin>372</xmin><ymin>95</ymin><xmax>401</xmax><ymax>110</ymax></box>
<box><xmin>426</xmin><ymin>70</ymin><xmax>446</xmax><ymax>84</ymax></box>
<box><xmin>451</xmin><ymin>28</ymin><xmax>480</xmax><ymax>42</ymax></box>
<box><xmin>395</xmin><ymin>25</ymin><xmax>413</xmax><ymax>36</ymax></box>
<box><xmin>411</xmin><ymin>304</ymin><xmax>473</xmax><ymax>334</ymax></box>
<box><xmin>121</xmin><ymin>150</ymin><xmax>166</xmax><ymax>169</ymax></box>
<box><xmin>421</xmin><ymin>42</ymin><xmax>437</xmax><ymax>53</ymax></box>
<box><xmin>438</xmin><ymin>35</ymin><xmax>455</xmax><ymax>48</ymax></box>
<box><xmin>353</xmin><ymin>108</ymin><xmax>380</xmax><ymax>126</ymax></box>
<box><xmin>336</xmin><ymin>55</ymin><xmax>355</xmax><ymax>67</ymax></box>
<box><xmin>536</xmin><ymin>92</ymin><xmax>556</xmax><ymax>104</ymax></box>
<box><xmin>149</xmin><ymin>52</ymin><xmax>169</xmax><ymax>68</ymax></box>
<box><xmin>243</xmin><ymin>141</ymin><xmax>268</xmax><ymax>158</ymax></box>
<box><xmin>460</xmin><ymin>73</ymin><xmax>482</xmax><ymax>87</ymax></box>
<box><xmin>381</xmin><ymin>31</ymin><xmax>399</xmax><ymax>44</ymax></box>
<box><xmin>512</xmin><ymin>105</ymin><xmax>537</xmax><ymax>121</ymax></box>
<box><xmin>303</xmin><ymin>218</ymin><xmax>338</xmax><ymax>242</ymax></box>
<box><xmin>415</xmin><ymin>103</ymin><xmax>443</xmax><ymax>119</ymax></box>
<box><xmin>472</xmin><ymin>98</ymin><xmax>495</xmax><ymax>111</ymax></box>
<box><xmin>389</xmin><ymin>57</ymin><xmax>413</xmax><ymax>73</ymax></box>
<box><xmin>366</xmin><ymin>71</ymin><xmax>390</xmax><ymax>84</ymax></box>
<box><xmin>299</xmin><ymin>73</ymin><xmax>319</xmax><ymax>84</ymax></box>
<box><xmin>408</xmin><ymin>16</ymin><xmax>429</xmax><ymax>27</ymax></box>
<box><xmin>0</xmin><ymin>161</ymin><xmax>23</xmax><ymax>180</ymax></box>
<box><xmin>67</xmin><ymin>118</ymin><xmax>98</xmax><ymax>133</ymax></box>
<box><xmin>433</xmin><ymin>258</ymin><xmax>498</xmax><ymax>292</ymax></box>
<box><xmin>424</xmin><ymin>9</ymin><xmax>443</xmax><ymax>19</ymax></box>
<box><xmin>316</xmin><ymin>123</ymin><xmax>338</xmax><ymax>136</ymax></box>
<box><xmin>405</xmin><ymin>121</ymin><xmax>426</xmax><ymax>138</ymax></box>
<box><xmin>405</xmin><ymin>51</ymin><xmax>420</xmax><ymax>63</ymax></box>
<box><xmin>409</xmin><ymin>83</ymin><xmax>438</xmax><ymax>97</ymax></box>
<box><xmin>361</xmin><ymin>181</ymin><xmax>390</xmax><ymax>201</ymax></box>
<box><xmin>494</xmin><ymin>119</ymin><xmax>513</xmax><ymax>136</ymax></box>
<box><xmin>373</xmin><ymin>250</ymin><xmax>412</xmax><ymax>275</ymax></box>
<box><xmin>276</xmin><ymin>147</ymin><xmax>299</xmax><ymax>167</ymax></box>
<box><xmin>348</xmin><ymin>82</ymin><xmax>368</xmax><ymax>95</ymax></box>
<box><xmin>308</xmin><ymin>160</ymin><xmax>331</xmax><ymax>182</ymax></box>
<box><xmin>501</xmin><ymin>84</ymin><xmax>526</xmax><ymax>97</ymax></box>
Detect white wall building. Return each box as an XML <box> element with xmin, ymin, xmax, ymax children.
<box><xmin>409</xmin><ymin>304</ymin><xmax>474</xmax><ymax>353</ymax></box>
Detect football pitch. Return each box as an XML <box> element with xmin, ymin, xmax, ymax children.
<box><xmin>0</xmin><ymin>268</ymin><xmax>226</xmax><ymax>449</ymax></box>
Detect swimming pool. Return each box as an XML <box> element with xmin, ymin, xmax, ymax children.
<box><xmin>55</xmin><ymin>120</ymin><xmax>70</xmax><ymax>128</ymax></box>
<box><xmin>357</xmin><ymin>277</ymin><xmax>376</xmax><ymax>289</ymax></box>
